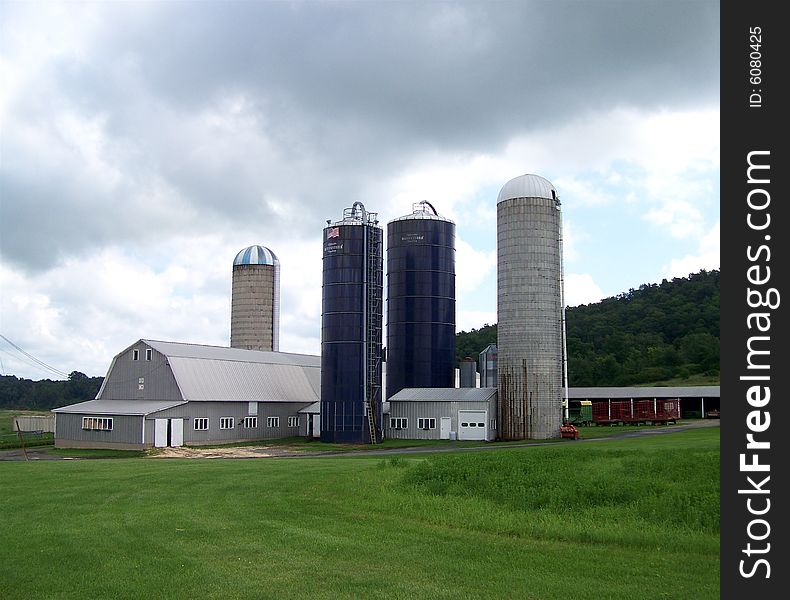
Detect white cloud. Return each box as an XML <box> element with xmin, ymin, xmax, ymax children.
<box><xmin>663</xmin><ymin>221</ymin><xmax>720</xmax><ymax>279</ymax></box>
<box><xmin>457</xmin><ymin>310</ymin><xmax>497</xmax><ymax>333</ymax></box>
<box><xmin>455</xmin><ymin>238</ymin><xmax>496</xmax><ymax>295</ymax></box>
<box><xmin>564</xmin><ymin>273</ymin><xmax>607</xmax><ymax>307</ymax></box>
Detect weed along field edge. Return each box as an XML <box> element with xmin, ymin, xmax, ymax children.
<box><xmin>0</xmin><ymin>427</ymin><xmax>719</xmax><ymax>600</ymax></box>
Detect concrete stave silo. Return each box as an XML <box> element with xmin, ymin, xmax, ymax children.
<box><xmin>230</xmin><ymin>245</ymin><xmax>280</xmax><ymax>352</ymax></box>
<box><xmin>497</xmin><ymin>174</ymin><xmax>564</xmax><ymax>439</ymax></box>
<box><xmin>321</xmin><ymin>203</ymin><xmax>383</xmax><ymax>444</ymax></box>
<box><xmin>385</xmin><ymin>201</ymin><xmax>456</xmax><ymax>399</ymax></box>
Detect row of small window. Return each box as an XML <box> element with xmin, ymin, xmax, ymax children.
<box><xmin>389</xmin><ymin>418</ymin><xmax>495</xmax><ymax>430</ymax></box>
<box><xmin>132</xmin><ymin>348</ymin><xmax>153</xmax><ymax>361</ymax></box>
<box><xmin>389</xmin><ymin>418</ymin><xmax>436</xmax><ymax>430</ymax></box>
<box><xmin>82</xmin><ymin>417</ymin><xmax>113</xmax><ymax>431</ymax></box>
<box><xmin>193</xmin><ymin>416</ymin><xmax>300</xmax><ymax>431</ymax></box>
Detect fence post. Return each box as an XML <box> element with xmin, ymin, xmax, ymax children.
<box><xmin>15</xmin><ymin>420</ymin><xmax>29</xmax><ymax>461</ymax></box>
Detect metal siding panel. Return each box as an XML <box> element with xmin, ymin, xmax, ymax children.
<box><xmin>385</xmin><ymin>216</ymin><xmax>456</xmax><ymax>400</ymax></box>
<box><xmin>55</xmin><ymin>413</ymin><xmax>142</xmax><ymax>445</ymax></box>
<box><xmin>99</xmin><ymin>344</ymin><xmax>182</xmax><ymax>401</ymax></box>
<box><xmin>148</xmin><ymin>402</ymin><xmax>310</xmax><ymax>444</ymax></box>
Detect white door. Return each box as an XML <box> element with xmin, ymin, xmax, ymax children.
<box><xmin>440</xmin><ymin>417</ymin><xmax>452</xmax><ymax>440</ymax></box>
<box><xmin>154</xmin><ymin>419</ymin><xmax>168</xmax><ymax>447</ymax></box>
<box><xmin>170</xmin><ymin>419</ymin><xmax>184</xmax><ymax>447</ymax></box>
<box><xmin>311</xmin><ymin>414</ymin><xmax>321</xmax><ymax>438</ymax></box>
<box><xmin>458</xmin><ymin>410</ymin><xmax>487</xmax><ymax>441</ymax></box>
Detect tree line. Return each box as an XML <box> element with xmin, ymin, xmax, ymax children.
<box><xmin>0</xmin><ymin>371</ymin><xmax>104</xmax><ymax>411</ymax></box>
<box><xmin>0</xmin><ymin>270</ymin><xmax>719</xmax><ymax>410</ymax></box>
<box><xmin>456</xmin><ymin>269</ymin><xmax>720</xmax><ymax>386</ymax></box>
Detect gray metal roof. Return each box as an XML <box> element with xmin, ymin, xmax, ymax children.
<box><xmin>97</xmin><ymin>340</ymin><xmax>321</xmax><ymax>403</ymax></box>
<box><xmin>569</xmin><ymin>386</ymin><xmax>720</xmax><ymax>399</ymax></box>
<box><xmin>143</xmin><ymin>340</ymin><xmax>319</xmax><ymax>367</ymax></box>
<box><xmin>389</xmin><ymin>387</ymin><xmax>497</xmax><ymax>402</ymax></box>
<box><xmin>167</xmin><ymin>357</ymin><xmax>318</xmax><ymax>402</ymax></box>
<box><xmin>298</xmin><ymin>401</ymin><xmax>320</xmax><ymax>414</ymax></box>
<box><xmin>52</xmin><ymin>399</ymin><xmax>187</xmax><ymax>416</ymax></box>
<box><xmin>389</xmin><ymin>201</ymin><xmax>454</xmax><ymax>224</ymax></box>
<box><xmin>497</xmin><ymin>174</ymin><xmax>556</xmax><ymax>203</ymax></box>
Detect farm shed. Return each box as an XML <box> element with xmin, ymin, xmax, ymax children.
<box><xmin>387</xmin><ymin>388</ymin><xmax>497</xmax><ymax>441</ymax></box>
<box><xmin>52</xmin><ymin>339</ymin><xmax>320</xmax><ymax>450</ymax></box>
<box><xmin>568</xmin><ymin>386</ymin><xmax>721</xmax><ymax>421</ymax></box>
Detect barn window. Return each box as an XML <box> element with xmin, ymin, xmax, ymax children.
<box><xmin>145</xmin><ymin>348</ymin><xmax>152</xmax><ymax>361</ymax></box>
<box><xmin>219</xmin><ymin>417</ymin><xmax>234</xmax><ymax>430</ymax></box>
<box><xmin>243</xmin><ymin>416</ymin><xmax>257</xmax><ymax>428</ymax></box>
<box><xmin>132</xmin><ymin>349</ymin><xmax>139</xmax><ymax>361</ymax></box>
<box><xmin>288</xmin><ymin>416</ymin><xmax>299</xmax><ymax>428</ymax></box>
<box><xmin>389</xmin><ymin>418</ymin><xmax>408</xmax><ymax>430</ymax></box>
<box><xmin>194</xmin><ymin>418</ymin><xmax>208</xmax><ymax>431</ymax></box>
<box><xmin>417</xmin><ymin>418</ymin><xmax>436</xmax><ymax>430</ymax></box>
<box><xmin>267</xmin><ymin>416</ymin><xmax>280</xmax><ymax>428</ymax></box>
<box><xmin>82</xmin><ymin>417</ymin><xmax>113</xmax><ymax>431</ymax></box>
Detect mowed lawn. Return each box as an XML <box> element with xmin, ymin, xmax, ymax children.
<box><xmin>0</xmin><ymin>428</ymin><xmax>719</xmax><ymax>600</ymax></box>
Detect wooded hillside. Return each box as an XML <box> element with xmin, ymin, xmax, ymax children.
<box><xmin>456</xmin><ymin>269</ymin><xmax>720</xmax><ymax>386</ymax></box>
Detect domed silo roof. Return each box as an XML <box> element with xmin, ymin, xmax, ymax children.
<box><xmin>497</xmin><ymin>174</ymin><xmax>557</xmax><ymax>203</ymax></box>
<box><xmin>233</xmin><ymin>245</ymin><xmax>279</xmax><ymax>266</ymax></box>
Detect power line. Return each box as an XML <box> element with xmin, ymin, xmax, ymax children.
<box><xmin>0</xmin><ymin>334</ymin><xmax>70</xmax><ymax>378</ymax></box>
<box><xmin>0</xmin><ymin>347</ymin><xmax>64</xmax><ymax>378</ymax></box>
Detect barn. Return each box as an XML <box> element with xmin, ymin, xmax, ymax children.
<box><xmin>52</xmin><ymin>339</ymin><xmax>320</xmax><ymax>450</ymax></box>
<box><xmin>386</xmin><ymin>388</ymin><xmax>498</xmax><ymax>441</ymax></box>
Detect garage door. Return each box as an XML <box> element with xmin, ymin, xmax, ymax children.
<box><xmin>458</xmin><ymin>410</ymin><xmax>487</xmax><ymax>441</ymax></box>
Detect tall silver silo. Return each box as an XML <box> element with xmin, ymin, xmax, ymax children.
<box><xmin>479</xmin><ymin>343</ymin><xmax>497</xmax><ymax>388</ymax></box>
<box><xmin>385</xmin><ymin>201</ymin><xmax>456</xmax><ymax>399</ymax></box>
<box><xmin>230</xmin><ymin>245</ymin><xmax>280</xmax><ymax>352</ymax></box>
<box><xmin>497</xmin><ymin>174</ymin><xmax>564</xmax><ymax>440</ymax></box>
<box><xmin>321</xmin><ymin>202</ymin><xmax>384</xmax><ymax>444</ymax></box>
<box><xmin>459</xmin><ymin>357</ymin><xmax>477</xmax><ymax>388</ymax></box>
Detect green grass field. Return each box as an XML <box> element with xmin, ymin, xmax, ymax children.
<box><xmin>0</xmin><ymin>427</ymin><xmax>719</xmax><ymax>600</ymax></box>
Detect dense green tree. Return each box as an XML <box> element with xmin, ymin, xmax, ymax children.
<box><xmin>455</xmin><ymin>269</ymin><xmax>719</xmax><ymax>386</ymax></box>
<box><xmin>0</xmin><ymin>373</ymin><xmax>103</xmax><ymax>410</ymax></box>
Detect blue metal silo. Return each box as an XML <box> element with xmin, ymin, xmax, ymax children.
<box><xmin>321</xmin><ymin>202</ymin><xmax>383</xmax><ymax>444</ymax></box>
<box><xmin>386</xmin><ymin>201</ymin><xmax>456</xmax><ymax>399</ymax></box>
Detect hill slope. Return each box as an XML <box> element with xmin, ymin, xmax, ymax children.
<box><xmin>456</xmin><ymin>269</ymin><xmax>720</xmax><ymax>386</ymax></box>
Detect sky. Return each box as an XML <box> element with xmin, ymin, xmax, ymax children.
<box><xmin>0</xmin><ymin>1</ymin><xmax>720</xmax><ymax>380</ymax></box>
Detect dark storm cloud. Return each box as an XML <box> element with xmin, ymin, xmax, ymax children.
<box><xmin>0</xmin><ymin>0</ymin><xmax>718</xmax><ymax>271</ymax></box>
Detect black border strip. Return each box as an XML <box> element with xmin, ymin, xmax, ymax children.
<box><xmin>721</xmin><ymin>3</ymin><xmax>787</xmax><ymax>598</ymax></box>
